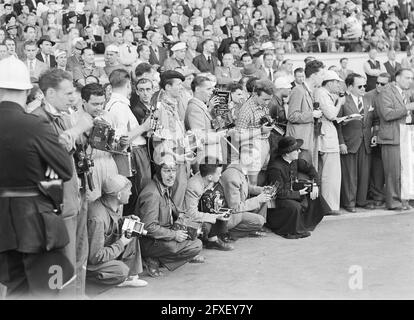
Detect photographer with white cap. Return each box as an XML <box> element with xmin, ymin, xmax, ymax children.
<box><xmin>314</xmin><ymin>70</ymin><xmax>346</xmax><ymax>215</ymax></box>
<box><xmin>87</xmin><ymin>174</ymin><xmax>148</xmax><ymax>287</ymax></box>
<box><xmin>0</xmin><ymin>56</ymin><xmax>73</xmax><ymax>298</ymax></box>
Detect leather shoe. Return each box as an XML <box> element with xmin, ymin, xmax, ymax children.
<box><xmin>344</xmin><ymin>207</ymin><xmax>357</xmax><ymax>213</ymax></box>
<box><xmin>363</xmin><ymin>203</ymin><xmax>375</xmax><ymax>210</ymax></box>
<box><xmin>282</xmin><ymin>231</ymin><xmax>311</xmax><ymax>239</ymax></box>
<box><xmin>374</xmin><ymin>201</ymin><xmax>385</xmax><ymax>208</ymax></box>
<box><xmin>220</xmin><ymin>234</ymin><xmax>236</xmax><ymax>243</ymax></box>
<box><xmin>205</xmin><ymin>239</ymin><xmax>234</xmax><ymax>251</ymax></box>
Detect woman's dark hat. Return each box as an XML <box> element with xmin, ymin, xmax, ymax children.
<box><xmin>278</xmin><ymin>136</ymin><xmax>304</xmax><ymax>154</ymax></box>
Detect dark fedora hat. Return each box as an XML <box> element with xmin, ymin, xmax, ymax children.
<box><xmin>37</xmin><ymin>35</ymin><xmax>55</xmax><ymax>47</ymax></box>
<box><xmin>278</xmin><ymin>136</ymin><xmax>304</xmax><ymax>154</ymax></box>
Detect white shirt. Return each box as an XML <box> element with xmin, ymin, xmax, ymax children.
<box><xmin>105</xmin><ymin>92</ymin><xmax>146</xmax><ymax>146</ymax></box>
<box><xmin>350</xmin><ymin>93</ymin><xmax>363</xmax><ymax>111</ymax></box>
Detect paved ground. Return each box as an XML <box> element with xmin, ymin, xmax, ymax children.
<box><xmin>96</xmin><ymin>209</ymin><xmax>414</xmax><ymax>300</ymax></box>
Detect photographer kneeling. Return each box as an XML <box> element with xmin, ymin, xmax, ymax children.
<box><xmin>87</xmin><ymin>174</ymin><xmax>148</xmax><ymax>287</ymax></box>
<box><xmin>266</xmin><ymin>137</ymin><xmax>330</xmax><ymax>239</ymax></box>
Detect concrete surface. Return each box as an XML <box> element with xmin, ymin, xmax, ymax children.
<box><xmin>96</xmin><ymin>209</ymin><xmax>414</xmax><ymax>300</ymax></box>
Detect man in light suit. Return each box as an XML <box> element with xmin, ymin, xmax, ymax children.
<box><xmin>23</xmin><ymin>41</ymin><xmax>48</xmax><ymax>83</ymax></box>
<box><xmin>185</xmin><ymin>76</ymin><xmax>228</xmax><ymax>167</ymax></box>
<box><xmin>314</xmin><ymin>71</ymin><xmax>345</xmax><ymax>215</ymax></box>
<box><xmin>193</xmin><ymin>39</ymin><xmax>220</xmax><ymax>74</ymax></box>
<box><xmin>214</xmin><ymin>53</ymin><xmax>242</xmax><ymax>86</ymax></box>
<box><xmin>220</xmin><ymin>150</ymin><xmax>271</xmax><ymax>240</ymax></box>
<box><xmin>383</xmin><ymin>49</ymin><xmax>401</xmax><ymax>82</ymax></box>
<box><xmin>183</xmin><ymin>159</ymin><xmax>233</xmax><ymax>251</ymax></box>
<box><xmin>287</xmin><ymin>59</ymin><xmax>324</xmax><ymax>166</ymax></box>
<box><xmin>375</xmin><ymin>68</ymin><xmax>414</xmax><ymax>210</ymax></box>
<box><xmin>163</xmin><ymin>42</ymin><xmax>199</xmax><ymax>73</ymax></box>
<box><xmin>337</xmin><ymin>73</ymin><xmax>375</xmax><ymax>212</ymax></box>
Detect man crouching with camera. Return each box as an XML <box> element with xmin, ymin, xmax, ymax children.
<box><xmin>137</xmin><ymin>145</ymin><xmax>203</xmax><ymax>277</ymax></box>
<box><xmin>87</xmin><ymin>174</ymin><xmax>148</xmax><ymax>287</ymax></box>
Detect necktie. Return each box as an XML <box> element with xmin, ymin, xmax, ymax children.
<box><xmin>45</xmin><ymin>55</ymin><xmax>50</xmax><ymax>67</ymax></box>
<box><xmin>127</xmin><ymin>45</ymin><xmax>131</xmax><ymax>53</ymax></box>
<box><xmin>358</xmin><ymin>98</ymin><xmax>364</xmax><ymax>116</ymax></box>
<box><xmin>268</xmin><ymin>69</ymin><xmax>272</xmax><ymax>81</ymax></box>
<box><xmin>29</xmin><ymin>60</ymin><xmax>34</xmax><ymax>73</ymax></box>
<box><xmin>207</xmin><ymin>56</ymin><xmax>211</xmax><ymax>64</ymax></box>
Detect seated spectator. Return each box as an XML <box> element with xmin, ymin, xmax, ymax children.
<box><xmin>73</xmin><ymin>47</ymin><xmax>108</xmax><ymax>88</ymax></box>
<box><xmin>215</xmin><ymin>53</ymin><xmax>242</xmax><ymax>86</ymax></box>
<box><xmin>87</xmin><ymin>174</ymin><xmax>148</xmax><ymax>287</ymax></box>
<box><xmin>136</xmin><ymin>148</ymin><xmax>204</xmax><ymax>277</ymax></box>
<box><xmin>266</xmin><ymin>136</ymin><xmax>330</xmax><ymax>239</ymax></box>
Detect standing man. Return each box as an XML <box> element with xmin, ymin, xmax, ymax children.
<box><xmin>376</xmin><ymin>68</ymin><xmax>414</xmax><ymax>210</ymax></box>
<box><xmin>105</xmin><ymin>69</ymin><xmax>152</xmax><ymax>214</ymax></box>
<box><xmin>193</xmin><ymin>39</ymin><xmax>220</xmax><ymax>74</ymax></box>
<box><xmin>291</xmin><ymin>67</ymin><xmax>305</xmax><ymax>88</ymax></box>
<box><xmin>118</xmin><ymin>29</ymin><xmax>138</xmax><ymax>70</ymax></box>
<box><xmin>314</xmin><ymin>70</ymin><xmax>345</xmax><ymax>215</ymax></box>
<box><xmin>337</xmin><ymin>73</ymin><xmax>375</xmax><ymax>212</ymax></box>
<box><xmin>338</xmin><ymin>57</ymin><xmax>354</xmax><ymax>81</ymax></box>
<box><xmin>73</xmin><ymin>48</ymin><xmax>109</xmax><ymax>88</ymax></box>
<box><xmin>364</xmin><ymin>73</ymin><xmax>391</xmax><ymax>207</ymax></box>
<box><xmin>103</xmin><ymin>45</ymin><xmax>127</xmax><ymax>77</ymax></box>
<box><xmin>0</xmin><ymin>56</ymin><xmax>73</xmax><ymax>298</ymax></box>
<box><xmin>287</xmin><ymin>60</ymin><xmax>324</xmax><ymax>166</ymax></box>
<box><xmin>67</xmin><ymin>39</ymin><xmax>87</xmax><ymax>74</ymax></box>
<box><xmin>260</xmin><ymin>53</ymin><xmax>276</xmax><ymax>82</ymax></box>
<box><xmin>35</xmin><ymin>69</ymin><xmax>94</xmax><ymax>298</ymax></box>
<box><xmin>363</xmin><ymin>46</ymin><xmax>382</xmax><ymax>92</ymax></box>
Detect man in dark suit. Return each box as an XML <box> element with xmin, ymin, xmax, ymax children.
<box><xmin>383</xmin><ymin>49</ymin><xmax>401</xmax><ymax>82</ymax></box>
<box><xmin>164</xmin><ymin>13</ymin><xmax>184</xmax><ymax>36</ymax></box>
<box><xmin>375</xmin><ymin>68</ymin><xmax>414</xmax><ymax>210</ymax></box>
<box><xmin>221</xmin><ymin>17</ymin><xmax>234</xmax><ymax>37</ymax></box>
<box><xmin>337</xmin><ymin>73</ymin><xmax>375</xmax><ymax>212</ymax></box>
<box><xmin>36</xmin><ymin>35</ymin><xmax>57</xmax><ymax>68</ymax></box>
<box><xmin>217</xmin><ymin>25</ymin><xmax>241</xmax><ymax>62</ymax></box>
<box><xmin>294</xmin><ymin>30</ymin><xmax>315</xmax><ymax>53</ymax></box>
<box><xmin>193</xmin><ymin>39</ymin><xmax>220</xmax><ymax>74</ymax></box>
<box><xmin>148</xmin><ymin>32</ymin><xmax>168</xmax><ymax>70</ymax></box>
<box><xmin>13</xmin><ymin>0</ymin><xmax>36</xmax><ymax>15</ymax></box>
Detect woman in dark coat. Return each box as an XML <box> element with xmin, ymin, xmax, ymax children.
<box><xmin>266</xmin><ymin>136</ymin><xmax>330</xmax><ymax>239</ymax></box>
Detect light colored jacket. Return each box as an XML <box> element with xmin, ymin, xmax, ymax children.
<box><xmin>286</xmin><ymin>83</ymin><xmax>315</xmax><ymax>151</ymax></box>
<box><xmin>314</xmin><ymin>87</ymin><xmax>340</xmax><ymax>153</ymax></box>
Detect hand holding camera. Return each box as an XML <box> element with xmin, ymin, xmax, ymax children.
<box><xmin>299</xmin><ymin>187</ymin><xmax>309</xmax><ymax>196</ymax></box>
<box><xmin>175</xmin><ymin>230</ymin><xmax>188</xmax><ymax>242</ymax></box>
<box><xmin>257</xmin><ymin>192</ymin><xmax>272</xmax><ymax>204</ymax></box>
<box><xmin>310</xmin><ymin>185</ymin><xmax>319</xmax><ymax>200</ymax></box>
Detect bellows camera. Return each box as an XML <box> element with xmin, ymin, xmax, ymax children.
<box><xmin>122</xmin><ymin>218</ymin><xmax>147</xmax><ymax>238</ymax></box>
<box><xmin>210</xmin><ymin>89</ymin><xmax>235</xmax><ymax>130</ymax></box>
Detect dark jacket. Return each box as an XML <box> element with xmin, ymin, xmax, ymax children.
<box><xmin>337</xmin><ymin>94</ymin><xmax>374</xmax><ymax>154</ymax></box>
<box><xmin>0</xmin><ymin>101</ymin><xmax>72</xmax><ymax>253</ymax></box>
<box><xmin>192</xmin><ymin>53</ymin><xmax>219</xmax><ymax>74</ymax></box>
<box><xmin>164</xmin><ymin>22</ymin><xmax>184</xmax><ymax>36</ymax></box>
<box><xmin>266</xmin><ymin>156</ymin><xmax>319</xmax><ymax>201</ymax></box>
<box><xmin>383</xmin><ymin>61</ymin><xmax>401</xmax><ymax>82</ymax></box>
<box><xmin>149</xmin><ymin>45</ymin><xmax>169</xmax><ymax>68</ymax></box>
<box><xmin>36</xmin><ymin>52</ymin><xmax>57</xmax><ymax>68</ymax></box>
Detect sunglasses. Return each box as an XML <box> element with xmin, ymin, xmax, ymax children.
<box><xmin>376</xmin><ymin>82</ymin><xmax>387</xmax><ymax>86</ymax></box>
<box><xmin>357</xmin><ymin>85</ymin><xmax>367</xmax><ymax>89</ymax></box>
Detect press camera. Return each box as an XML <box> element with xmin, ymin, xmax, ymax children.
<box><xmin>122</xmin><ymin>217</ymin><xmax>147</xmax><ymax>238</ymax></box>
<box><xmin>263</xmin><ymin>181</ymin><xmax>280</xmax><ymax>199</ymax></box>
<box><xmin>210</xmin><ymin>89</ymin><xmax>235</xmax><ymax>130</ymax></box>
<box><xmin>89</xmin><ymin>119</ymin><xmax>118</xmax><ymax>152</ymax></box>
<box><xmin>172</xmin><ymin>215</ymin><xmax>202</xmax><ymax>241</ymax></box>
<box><xmin>292</xmin><ymin>179</ymin><xmax>316</xmax><ymax>193</ymax></box>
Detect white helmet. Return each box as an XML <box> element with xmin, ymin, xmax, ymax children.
<box><xmin>0</xmin><ymin>56</ymin><xmax>33</xmax><ymax>90</ymax></box>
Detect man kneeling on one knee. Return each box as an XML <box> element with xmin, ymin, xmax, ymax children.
<box><xmin>184</xmin><ymin>157</ymin><xmax>234</xmax><ymax>251</ymax></box>
<box><xmin>136</xmin><ymin>146</ymin><xmax>204</xmax><ymax>277</ymax></box>
<box><xmin>87</xmin><ymin>174</ymin><xmax>148</xmax><ymax>287</ymax></box>
<box><xmin>220</xmin><ymin>149</ymin><xmax>271</xmax><ymax>240</ymax></box>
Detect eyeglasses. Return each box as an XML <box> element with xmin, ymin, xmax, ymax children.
<box><xmin>357</xmin><ymin>85</ymin><xmax>367</xmax><ymax>89</ymax></box>
<box><xmin>376</xmin><ymin>82</ymin><xmax>387</xmax><ymax>86</ymax></box>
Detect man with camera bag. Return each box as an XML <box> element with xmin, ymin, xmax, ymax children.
<box><xmin>34</xmin><ymin>69</ymin><xmax>95</xmax><ymax>298</ymax></box>
<box><xmin>0</xmin><ymin>57</ymin><xmax>73</xmax><ymax>298</ymax></box>
<box><xmin>87</xmin><ymin>174</ymin><xmax>148</xmax><ymax>287</ymax></box>
<box><xmin>266</xmin><ymin>137</ymin><xmax>330</xmax><ymax>239</ymax></box>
